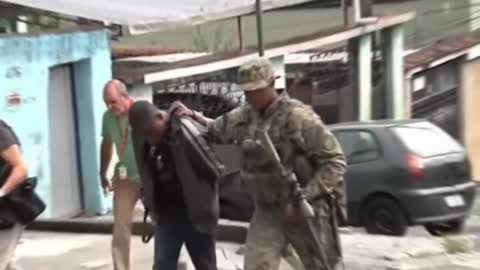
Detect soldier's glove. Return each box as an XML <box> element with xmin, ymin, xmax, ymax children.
<box><xmin>285</xmin><ymin>171</ymin><xmax>306</xmax><ymax>202</ymax></box>
<box><xmin>285</xmin><ymin>172</ymin><xmax>316</xmax><ymax>218</ymax></box>
<box><xmin>291</xmin><ymin>181</ymin><xmax>306</xmax><ymax>202</ymax></box>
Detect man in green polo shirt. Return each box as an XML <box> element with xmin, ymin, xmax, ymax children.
<box><xmin>99</xmin><ymin>79</ymin><xmax>141</xmax><ymax>270</ymax></box>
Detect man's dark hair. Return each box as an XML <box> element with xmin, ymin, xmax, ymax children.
<box><xmin>129</xmin><ymin>100</ymin><xmax>159</xmax><ymax>131</ymax></box>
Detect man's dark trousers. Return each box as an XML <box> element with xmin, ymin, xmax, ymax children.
<box><xmin>153</xmin><ymin>219</ymin><xmax>217</xmax><ymax>270</ymax></box>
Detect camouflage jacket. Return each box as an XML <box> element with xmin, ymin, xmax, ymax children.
<box><xmin>208</xmin><ymin>93</ymin><xmax>347</xmax><ymax>216</ymax></box>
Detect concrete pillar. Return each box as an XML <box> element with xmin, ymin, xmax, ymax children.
<box><xmin>382</xmin><ymin>25</ymin><xmax>405</xmax><ymax>120</ymax></box>
<box><xmin>357</xmin><ymin>34</ymin><xmax>373</xmax><ymax>121</ymax></box>
<box><xmin>344</xmin><ymin>34</ymin><xmax>373</xmax><ymax>122</ymax></box>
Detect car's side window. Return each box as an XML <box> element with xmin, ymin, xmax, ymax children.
<box><xmin>334</xmin><ymin>130</ymin><xmax>381</xmax><ymax>164</ymax></box>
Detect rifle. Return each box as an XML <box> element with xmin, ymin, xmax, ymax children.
<box><xmin>255</xmin><ymin>129</ymin><xmax>333</xmax><ymax>270</ymax></box>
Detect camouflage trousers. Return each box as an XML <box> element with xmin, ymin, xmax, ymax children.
<box><xmin>244</xmin><ymin>205</ymin><xmax>341</xmax><ymax>270</ymax></box>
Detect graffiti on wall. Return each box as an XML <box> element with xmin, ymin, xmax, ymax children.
<box><xmin>5</xmin><ymin>66</ymin><xmax>21</xmax><ymax>79</ymax></box>
<box><xmin>3</xmin><ymin>91</ymin><xmax>36</xmax><ymax>111</ymax></box>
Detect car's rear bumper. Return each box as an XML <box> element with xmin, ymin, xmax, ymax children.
<box><xmin>398</xmin><ymin>181</ymin><xmax>477</xmax><ymax>225</ymax></box>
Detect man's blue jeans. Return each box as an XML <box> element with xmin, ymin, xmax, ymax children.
<box><xmin>153</xmin><ymin>221</ymin><xmax>217</xmax><ymax>270</ymax></box>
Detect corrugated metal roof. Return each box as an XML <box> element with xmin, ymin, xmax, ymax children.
<box><xmin>116</xmin><ymin>53</ymin><xmax>212</xmax><ymax>63</ymax></box>
<box><xmin>112</xmin><ymin>47</ymin><xmax>189</xmax><ymax>59</ymax></box>
<box><xmin>1</xmin><ymin>0</ymin><xmax>316</xmax><ymax>34</ymax></box>
<box><xmin>112</xmin><ymin>12</ymin><xmax>415</xmax><ymax>84</ymax></box>
<box><xmin>113</xmin><ymin>25</ymin><xmax>350</xmax><ymax>84</ymax></box>
<box><xmin>405</xmin><ymin>29</ymin><xmax>480</xmax><ymax>74</ymax></box>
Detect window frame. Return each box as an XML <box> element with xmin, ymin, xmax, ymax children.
<box><xmin>333</xmin><ymin>129</ymin><xmax>383</xmax><ymax>165</ymax></box>
<box><xmin>389</xmin><ymin>121</ymin><xmax>463</xmax><ymax>158</ymax></box>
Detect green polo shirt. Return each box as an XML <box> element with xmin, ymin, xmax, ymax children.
<box><xmin>102</xmin><ymin>110</ymin><xmax>140</xmax><ymax>183</ymax></box>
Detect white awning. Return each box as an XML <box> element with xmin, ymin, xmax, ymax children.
<box><xmin>2</xmin><ymin>0</ymin><xmax>315</xmax><ymax>34</ymax></box>
<box><xmin>111</xmin><ymin>12</ymin><xmax>416</xmax><ymax>84</ymax></box>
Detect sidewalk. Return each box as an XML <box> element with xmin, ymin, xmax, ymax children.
<box><xmin>28</xmin><ymin>203</ymin><xmax>249</xmax><ymax>243</ymax></box>
<box><xmin>25</xmin><ymin>187</ymin><xmax>480</xmax><ymax>269</ymax></box>
<box><xmin>16</xmin><ymin>230</ymin><xmax>480</xmax><ymax>270</ymax></box>
<box><xmin>29</xmin><ymin>185</ymin><xmax>480</xmax><ymax>243</ymax></box>
<box><xmin>27</xmin><ymin>210</ymin><xmax>480</xmax><ymax>269</ymax></box>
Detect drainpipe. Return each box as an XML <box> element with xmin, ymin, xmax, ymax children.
<box><xmin>255</xmin><ymin>0</ymin><xmax>265</xmax><ymax>56</ymax></box>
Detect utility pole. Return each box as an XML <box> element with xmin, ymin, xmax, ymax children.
<box><xmin>237</xmin><ymin>16</ymin><xmax>244</xmax><ymax>51</ymax></box>
<box><xmin>255</xmin><ymin>0</ymin><xmax>265</xmax><ymax>56</ymax></box>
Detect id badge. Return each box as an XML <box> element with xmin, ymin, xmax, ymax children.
<box><xmin>118</xmin><ymin>165</ymin><xmax>128</xmax><ymax>180</ymax></box>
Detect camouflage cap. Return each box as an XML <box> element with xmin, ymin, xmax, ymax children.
<box><xmin>238</xmin><ymin>57</ymin><xmax>277</xmax><ymax>91</ymax></box>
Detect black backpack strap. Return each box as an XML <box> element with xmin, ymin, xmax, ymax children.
<box><xmin>141</xmin><ymin>208</ymin><xmax>154</xmax><ymax>244</ymax></box>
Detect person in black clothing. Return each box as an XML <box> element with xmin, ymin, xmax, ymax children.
<box><xmin>0</xmin><ymin>120</ymin><xmax>28</xmax><ymax>270</ymax></box>
<box><xmin>129</xmin><ymin>101</ymin><xmax>219</xmax><ymax>270</ymax></box>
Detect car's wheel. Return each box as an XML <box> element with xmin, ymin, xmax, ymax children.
<box><xmin>424</xmin><ymin>219</ymin><xmax>465</xmax><ymax>236</ymax></box>
<box><xmin>362</xmin><ymin>196</ymin><xmax>408</xmax><ymax>236</ymax></box>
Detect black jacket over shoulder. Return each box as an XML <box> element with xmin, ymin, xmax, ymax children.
<box><xmin>132</xmin><ymin>116</ymin><xmax>225</xmax><ymax>234</ymax></box>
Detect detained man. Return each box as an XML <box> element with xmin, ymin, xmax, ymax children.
<box><xmin>129</xmin><ymin>101</ymin><xmax>223</xmax><ymax>270</ymax></box>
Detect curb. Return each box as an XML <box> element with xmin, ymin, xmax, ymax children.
<box><xmin>25</xmin><ymin>183</ymin><xmax>480</xmax><ymax>244</ymax></box>
<box><xmin>27</xmin><ymin>219</ymin><xmax>249</xmax><ymax>243</ymax></box>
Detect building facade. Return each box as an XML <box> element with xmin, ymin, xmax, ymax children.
<box><xmin>0</xmin><ymin>28</ymin><xmax>112</xmax><ymax>218</ymax></box>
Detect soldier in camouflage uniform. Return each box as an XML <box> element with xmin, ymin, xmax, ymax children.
<box><xmin>170</xmin><ymin>57</ymin><xmax>347</xmax><ymax>270</ymax></box>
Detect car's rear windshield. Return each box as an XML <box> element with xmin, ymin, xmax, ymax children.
<box><xmin>391</xmin><ymin>121</ymin><xmax>463</xmax><ymax>158</ymax></box>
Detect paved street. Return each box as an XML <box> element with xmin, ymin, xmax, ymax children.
<box><xmin>12</xmin><ymin>190</ymin><xmax>480</xmax><ymax>270</ymax></box>
<box><xmin>14</xmin><ymin>223</ymin><xmax>480</xmax><ymax>270</ymax></box>
<box><xmin>15</xmin><ymin>231</ymin><xmax>248</xmax><ymax>270</ymax></box>
<box><xmin>15</xmin><ymin>231</ymin><xmax>154</xmax><ymax>270</ymax></box>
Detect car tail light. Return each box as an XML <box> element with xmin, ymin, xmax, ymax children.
<box><xmin>406</xmin><ymin>155</ymin><xmax>424</xmax><ymax>181</ymax></box>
